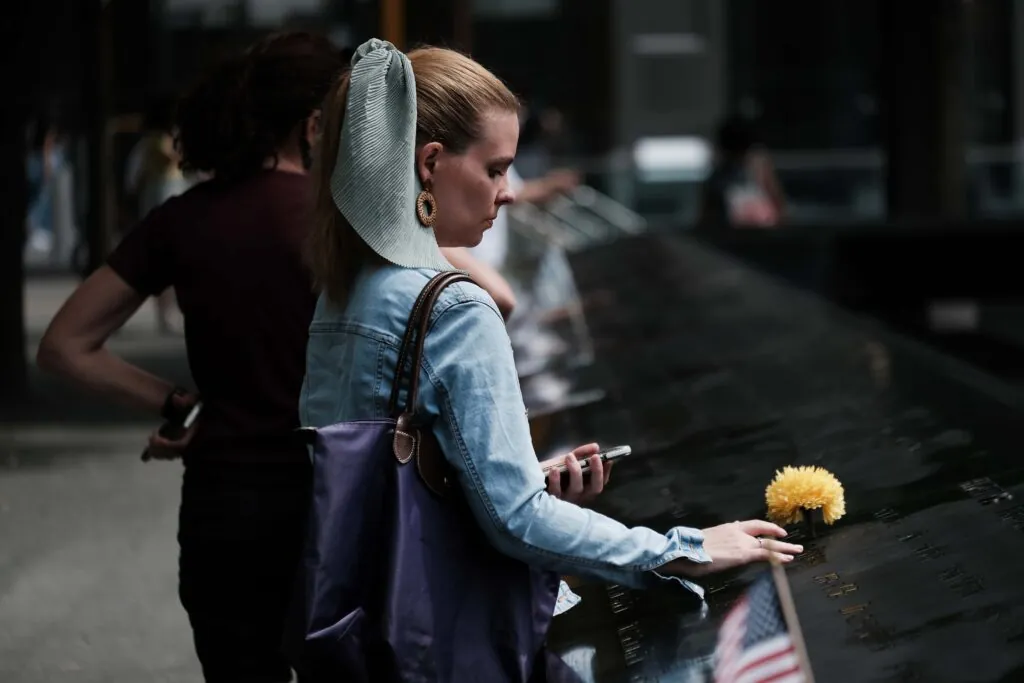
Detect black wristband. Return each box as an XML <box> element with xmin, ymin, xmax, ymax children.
<box><xmin>161</xmin><ymin>387</ymin><xmax>189</xmax><ymax>422</ymax></box>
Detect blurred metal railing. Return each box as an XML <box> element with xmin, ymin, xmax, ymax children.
<box><xmin>507</xmin><ymin>186</ymin><xmax>646</xmax><ymax>457</ymax></box>
<box><xmin>514</xmin><ymin>186</ymin><xmax>648</xmax><ymax>254</ymax></box>
<box><xmin>503</xmin><ymin>186</ymin><xmax>647</xmax><ymax>378</ymax></box>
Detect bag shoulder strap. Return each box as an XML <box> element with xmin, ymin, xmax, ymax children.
<box><xmin>387</xmin><ymin>271</ymin><xmax>474</xmax><ymax>418</ymax></box>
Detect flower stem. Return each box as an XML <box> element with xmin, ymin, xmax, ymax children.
<box><xmin>802</xmin><ymin>508</ymin><xmax>816</xmax><ymax>539</ymax></box>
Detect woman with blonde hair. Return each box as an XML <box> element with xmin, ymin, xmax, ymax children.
<box><xmin>301</xmin><ymin>39</ymin><xmax>802</xmax><ymax>681</ymax></box>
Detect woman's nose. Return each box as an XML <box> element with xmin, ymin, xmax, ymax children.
<box><xmin>497</xmin><ymin>186</ymin><xmax>516</xmax><ymax>206</ymax></box>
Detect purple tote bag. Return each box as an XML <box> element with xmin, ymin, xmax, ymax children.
<box><xmin>301</xmin><ymin>272</ymin><xmax>570</xmax><ymax>682</ymax></box>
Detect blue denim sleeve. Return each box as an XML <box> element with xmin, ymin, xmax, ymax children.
<box><xmin>422</xmin><ymin>296</ymin><xmax>711</xmax><ymax>595</ymax></box>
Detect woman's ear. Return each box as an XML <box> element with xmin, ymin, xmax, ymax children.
<box><xmin>416</xmin><ymin>141</ymin><xmax>443</xmax><ymax>187</ymax></box>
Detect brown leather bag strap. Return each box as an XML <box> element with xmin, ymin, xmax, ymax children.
<box><xmin>388</xmin><ymin>272</ymin><xmax>451</xmax><ymax>416</ymax></box>
<box><xmin>387</xmin><ymin>271</ymin><xmax>474</xmax><ymax>417</ymax></box>
<box><xmin>388</xmin><ymin>273</ymin><xmax>447</xmax><ymax>413</ymax></box>
<box><xmin>405</xmin><ymin>272</ymin><xmax>473</xmax><ymax>414</ymax></box>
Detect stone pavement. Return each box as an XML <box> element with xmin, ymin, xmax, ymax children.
<box><xmin>1</xmin><ymin>277</ymin><xmax>202</xmax><ymax>682</ymax></box>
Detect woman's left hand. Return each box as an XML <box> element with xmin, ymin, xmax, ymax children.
<box><xmin>542</xmin><ymin>443</ymin><xmax>612</xmax><ymax>506</ymax></box>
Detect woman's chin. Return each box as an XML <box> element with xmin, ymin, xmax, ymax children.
<box><xmin>463</xmin><ymin>227</ymin><xmax>489</xmax><ymax>248</ymax></box>
<box><xmin>436</xmin><ymin>236</ymin><xmax>483</xmax><ymax>250</ymax></box>
<box><xmin>435</xmin><ymin>223</ymin><xmax>491</xmax><ymax>249</ymax></box>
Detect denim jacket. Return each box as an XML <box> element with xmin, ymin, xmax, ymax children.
<box><xmin>300</xmin><ymin>265</ymin><xmax>711</xmax><ymax>595</ymax></box>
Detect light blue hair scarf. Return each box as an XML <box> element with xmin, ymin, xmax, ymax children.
<box><xmin>330</xmin><ymin>39</ymin><xmax>454</xmax><ymax>271</ymax></box>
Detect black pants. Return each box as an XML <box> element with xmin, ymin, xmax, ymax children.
<box><xmin>178</xmin><ymin>461</ymin><xmax>312</xmax><ymax>683</ymax></box>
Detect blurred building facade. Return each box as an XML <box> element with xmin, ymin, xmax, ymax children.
<box><xmin>150</xmin><ymin>1</ymin><xmax>1024</xmax><ymax>222</ymax></box>
<box><xmin>22</xmin><ymin>0</ymin><xmax>1024</xmax><ymax>277</ymax></box>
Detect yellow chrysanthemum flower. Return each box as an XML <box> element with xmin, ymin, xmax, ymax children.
<box><xmin>765</xmin><ymin>466</ymin><xmax>846</xmax><ymax>526</ymax></box>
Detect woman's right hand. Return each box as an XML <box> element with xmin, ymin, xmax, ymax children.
<box><xmin>143</xmin><ymin>391</ymin><xmax>200</xmax><ymax>461</ymax></box>
<box><xmin>541</xmin><ymin>443</ymin><xmax>610</xmax><ymax>507</ymax></box>
<box><xmin>663</xmin><ymin>520</ymin><xmax>803</xmax><ymax>578</ymax></box>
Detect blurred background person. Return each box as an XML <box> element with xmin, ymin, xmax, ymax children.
<box><xmin>514</xmin><ymin>103</ymin><xmax>578</xmax><ymax>182</ymax></box>
<box><xmin>25</xmin><ymin>107</ymin><xmax>71</xmax><ymax>261</ymax></box>
<box><xmin>37</xmin><ymin>32</ymin><xmax>348</xmax><ymax>683</ymax></box>
<box><xmin>124</xmin><ymin>96</ymin><xmax>193</xmax><ymax>333</ymax></box>
<box><xmin>468</xmin><ymin>163</ymin><xmax>580</xmax><ymax>274</ymax></box>
<box><xmin>697</xmin><ymin>116</ymin><xmax>787</xmax><ymax>230</ymax></box>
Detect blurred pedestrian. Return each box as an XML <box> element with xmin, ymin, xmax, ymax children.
<box><xmin>38</xmin><ymin>32</ymin><xmax>347</xmax><ymax>683</ymax></box>
<box><xmin>25</xmin><ymin>108</ymin><xmax>69</xmax><ymax>257</ymax></box>
<box><xmin>125</xmin><ymin>96</ymin><xmax>193</xmax><ymax>334</ymax></box>
<box><xmin>698</xmin><ymin>116</ymin><xmax>786</xmax><ymax>229</ymax></box>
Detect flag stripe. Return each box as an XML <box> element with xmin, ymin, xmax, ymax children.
<box><xmin>717</xmin><ymin>606</ymin><xmax>748</xmax><ymax>654</ymax></box>
<box><xmin>755</xmin><ymin>665</ymin><xmax>803</xmax><ymax>683</ymax></box>
<box><xmin>724</xmin><ymin>643</ymin><xmax>795</xmax><ymax>683</ymax></box>
<box><xmin>736</xmin><ymin>651</ymin><xmax>799</xmax><ymax>683</ymax></box>
<box><xmin>761</xmin><ymin>673</ymin><xmax>804</xmax><ymax>683</ymax></box>
<box><xmin>718</xmin><ymin>601</ymin><xmax>749</xmax><ymax>641</ymax></box>
<box><xmin>713</xmin><ymin>571</ymin><xmax>808</xmax><ymax>683</ymax></box>
<box><xmin>733</xmin><ymin>635</ymin><xmax>793</xmax><ymax>668</ymax></box>
<box><xmin>724</xmin><ymin>634</ymin><xmax>793</xmax><ymax>681</ymax></box>
<box><xmin>714</xmin><ymin>600</ymin><xmax>750</xmax><ymax>679</ymax></box>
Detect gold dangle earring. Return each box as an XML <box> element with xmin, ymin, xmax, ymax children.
<box><xmin>416</xmin><ymin>186</ymin><xmax>437</xmax><ymax>227</ymax></box>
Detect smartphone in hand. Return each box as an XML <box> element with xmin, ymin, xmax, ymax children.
<box><xmin>545</xmin><ymin>445</ymin><xmax>631</xmax><ymax>487</ymax></box>
<box><xmin>141</xmin><ymin>402</ymin><xmax>202</xmax><ymax>461</ymax></box>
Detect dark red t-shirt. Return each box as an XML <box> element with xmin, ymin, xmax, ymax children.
<box><xmin>107</xmin><ymin>171</ymin><xmax>316</xmax><ymax>463</ymax></box>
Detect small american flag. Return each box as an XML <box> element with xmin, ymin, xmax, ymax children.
<box><xmin>713</xmin><ymin>570</ymin><xmax>809</xmax><ymax>683</ymax></box>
